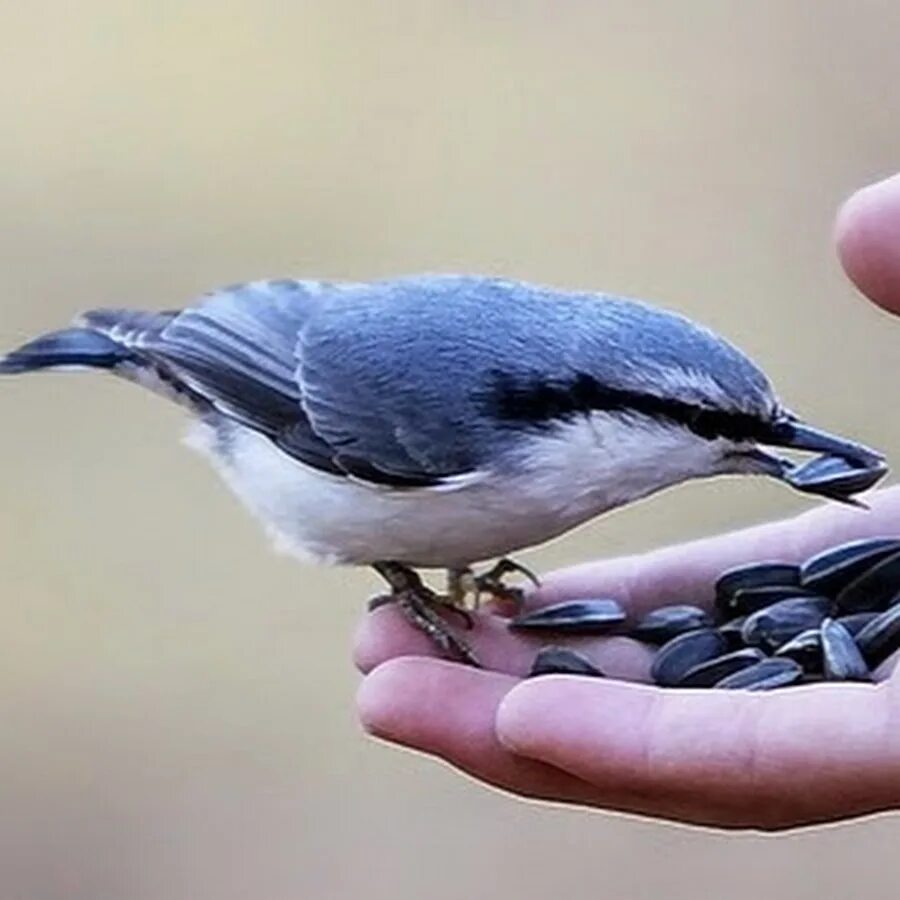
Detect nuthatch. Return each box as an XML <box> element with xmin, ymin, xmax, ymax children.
<box><xmin>0</xmin><ymin>275</ymin><xmax>888</xmax><ymax>664</ymax></box>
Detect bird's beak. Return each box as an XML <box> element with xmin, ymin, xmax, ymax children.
<box><xmin>768</xmin><ymin>418</ymin><xmax>885</xmax><ymax>469</ymax></box>
<box><xmin>736</xmin><ymin>418</ymin><xmax>889</xmax><ymax>505</ymax></box>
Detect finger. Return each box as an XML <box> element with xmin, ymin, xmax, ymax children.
<box><xmin>356</xmin><ymin>657</ymin><xmax>590</xmax><ymax>802</ymax></box>
<box><xmin>835</xmin><ymin>173</ymin><xmax>900</xmax><ymax>315</ymax></box>
<box><xmin>530</xmin><ymin>486</ymin><xmax>900</xmax><ymax>619</ymax></box>
<box><xmin>353</xmin><ymin>605</ymin><xmax>654</xmax><ymax>680</ymax></box>
<box><xmin>355</xmin><ymin>486</ymin><xmax>900</xmax><ymax>675</ymax></box>
<box><xmin>355</xmin><ymin>657</ymin><xmax>737</xmax><ymax>824</ymax></box>
<box><xmin>497</xmin><ymin>674</ymin><xmax>900</xmax><ymax>829</ymax></box>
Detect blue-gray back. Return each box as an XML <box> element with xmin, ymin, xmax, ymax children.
<box><xmin>297</xmin><ymin>275</ymin><xmax>778</xmax><ymax>480</ymax></box>
<box><xmin>84</xmin><ymin>275</ymin><xmax>780</xmax><ymax>486</ymax></box>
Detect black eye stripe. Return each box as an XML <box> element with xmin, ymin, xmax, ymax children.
<box><xmin>488</xmin><ymin>371</ymin><xmax>774</xmax><ymax>444</ymax></box>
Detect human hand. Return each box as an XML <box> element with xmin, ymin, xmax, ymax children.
<box><xmin>354</xmin><ymin>173</ymin><xmax>900</xmax><ymax>830</ymax></box>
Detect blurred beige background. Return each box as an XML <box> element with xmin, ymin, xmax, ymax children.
<box><xmin>1</xmin><ymin>1</ymin><xmax>900</xmax><ymax>897</ymax></box>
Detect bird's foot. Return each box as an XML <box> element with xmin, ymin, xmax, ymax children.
<box><xmin>367</xmin><ymin>589</ymin><xmax>474</xmax><ymax>629</ymax></box>
<box><xmin>371</xmin><ymin>562</ymin><xmax>480</xmax><ymax>666</ymax></box>
<box><xmin>470</xmin><ymin>557</ymin><xmax>540</xmax><ymax>611</ymax></box>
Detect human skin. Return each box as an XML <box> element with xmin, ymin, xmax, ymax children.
<box><xmin>354</xmin><ymin>173</ymin><xmax>900</xmax><ymax>830</ymax></box>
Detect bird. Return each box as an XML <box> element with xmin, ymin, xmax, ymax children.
<box><xmin>0</xmin><ymin>275</ymin><xmax>888</xmax><ymax>664</ymax></box>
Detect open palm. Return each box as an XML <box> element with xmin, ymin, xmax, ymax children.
<box><xmin>355</xmin><ymin>173</ymin><xmax>900</xmax><ymax>830</ymax></box>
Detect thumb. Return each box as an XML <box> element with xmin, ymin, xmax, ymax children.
<box><xmin>495</xmin><ymin>675</ymin><xmax>900</xmax><ymax>829</ymax></box>
<box><xmin>835</xmin><ymin>172</ymin><xmax>900</xmax><ymax>316</ymax></box>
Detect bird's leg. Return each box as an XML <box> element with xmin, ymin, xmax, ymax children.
<box><xmin>446</xmin><ymin>567</ymin><xmax>471</xmax><ymax>607</ymax></box>
<box><xmin>444</xmin><ymin>567</ymin><xmax>478</xmax><ymax>628</ymax></box>
<box><xmin>370</xmin><ymin>562</ymin><xmax>480</xmax><ymax>666</ymax></box>
<box><xmin>369</xmin><ymin>567</ymin><xmax>474</xmax><ymax>629</ymax></box>
<box><xmin>472</xmin><ymin>557</ymin><xmax>540</xmax><ymax>610</ymax></box>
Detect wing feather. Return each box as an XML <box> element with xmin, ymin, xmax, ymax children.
<box><xmin>124</xmin><ymin>279</ymin><xmax>456</xmax><ymax>485</ymax></box>
<box><xmin>138</xmin><ymin>280</ymin><xmax>347</xmax><ymax>477</ymax></box>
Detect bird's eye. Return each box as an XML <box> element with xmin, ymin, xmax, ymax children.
<box><xmin>689</xmin><ymin>409</ymin><xmax>719</xmax><ymax>440</ymax></box>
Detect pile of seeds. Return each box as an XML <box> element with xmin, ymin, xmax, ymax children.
<box><xmin>509</xmin><ymin>537</ymin><xmax>900</xmax><ymax>690</ymax></box>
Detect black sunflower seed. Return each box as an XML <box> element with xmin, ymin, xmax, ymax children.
<box><xmin>676</xmin><ymin>648</ymin><xmax>766</xmax><ymax>688</ymax></box>
<box><xmin>718</xmin><ymin>615</ymin><xmax>748</xmax><ymax>650</ymax></box>
<box><xmin>728</xmin><ymin>585</ymin><xmax>818</xmax><ymax>617</ymax></box>
<box><xmin>714</xmin><ymin>562</ymin><xmax>801</xmax><ymax>616</ymax></box>
<box><xmin>786</xmin><ymin>454</ymin><xmax>888</xmax><ymax>500</ymax></box>
<box><xmin>716</xmin><ymin>658</ymin><xmax>804</xmax><ymax>690</ymax></box>
<box><xmin>509</xmin><ymin>599</ymin><xmax>626</xmax><ymax>634</ymax></box>
<box><xmin>528</xmin><ymin>646</ymin><xmax>605</xmax><ymax>678</ymax></box>
<box><xmin>773</xmin><ymin>628</ymin><xmax>822</xmax><ymax>672</ymax></box>
<box><xmin>835</xmin><ymin>550</ymin><xmax>900</xmax><ymax>613</ymax></box>
<box><xmin>834</xmin><ymin>549</ymin><xmax>900</xmax><ymax>613</ymax></box>
<box><xmin>854</xmin><ymin>604</ymin><xmax>900</xmax><ymax>668</ymax></box>
<box><xmin>800</xmin><ymin>537</ymin><xmax>900</xmax><ymax>598</ymax></box>
<box><xmin>836</xmin><ymin>612</ymin><xmax>880</xmax><ymax>637</ymax></box>
<box><xmin>741</xmin><ymin>596</ymin><xmax>831</xmax><ymax>652</ymax></box>
<box><xmin>820</xmin><ymin>618</ymin><xmax>870</xmax><ymax>682</ymax></box>
<box><xmin>651</xmin><ymin>628</ymin><xmax>728</xmax><ymax>687</ymax></box>
<box><xmin>630</xmin><ymin>605</ymin><xmax>714</xmax><ymax>644</ymax></box>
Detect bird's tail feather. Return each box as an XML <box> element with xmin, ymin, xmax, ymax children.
<box><xmin>0</xmin><ymin>327</ymin><xmax>131</xmax><ymax>374</ymax></box>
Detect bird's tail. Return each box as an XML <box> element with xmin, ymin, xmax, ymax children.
<box><xmin>0</xmin><ymin>327</ymin><xmax>132</xmax><ymax>374</ymax></box>
<box><xmin>0</xmin><ymin>309</ymin><xmax>176</xmax><ymax>376</ymax></box>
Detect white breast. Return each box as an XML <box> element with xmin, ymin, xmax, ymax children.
<box><xmin>186</xmin><ymin>414</ymin><xmax>734</xmax><ymax>569</ymax></box>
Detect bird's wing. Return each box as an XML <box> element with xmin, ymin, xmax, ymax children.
<box><xmin>110</xmin><ymin>278</ymin><xmax>465</xmax><ymax>486</ymax></box>
<box><xmin>295</xmin><ymin>278</ymin><xmax>514</xmax><ymax>486</ymax></box>
<box><xmin>144</xmin><ymin>280</ymin><xmax>314</xmax><ymax>420</ymax></box>
<box><xmin>105</xmin><ymin>279</ymin><xmax>351</xmax><ymax>479</ymax></box>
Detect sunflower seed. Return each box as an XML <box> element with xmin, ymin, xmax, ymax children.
<box><xmin>651</xmin><ymin>628</ymin><xmax>728</xmax><ymax>687</ymax></box>
<box><xmin>676</xmin><ymin>648</ymin><xmax>766</xmax><ymax>687</ymax></box>
<box><xmin>836</xmin><ymin>611</ymin><xmax>880</xmax><ymax>637</ymax></box>
<box><xmin>528</xmin><ymin>646</ymin><xmax>605</xmax><ymax>678</ymax></box>
<box><xmin>509</xmin><ymin>599</ymin><xmax>626</xmax><ymax>634</ymax></box>
<box><xmin>714</xmin><ymin>562</ymin><xmax>800</xmax><ymax>616</ymax></box>
<box><xmin>820</xmin><ymin>618</ymin><xmax>870</xmax><ymax>681</ymax></box>
<box><xmin>773</xmin><ymin>628</ymin><xmax>822</xmax><ymax>672</ymax></box>
<box><xmin>800</xmin><ymin>537</ymin><xmax>900</xmax><ymax>598</ymax></box>
<box><xmin>719</xmin><ymin>615</ymin><xmax>748</xmax><ymax>649</ymax></box>
<box><xmin>656</xmin><ymin>535</ymin><xmax>900</xmax><ymax>690</ymax></box>
<box><xmin>786</xmin><ymin>454</ymin><xmax>888</xmax><ymax>500</ymax></box>
<box><xmin>835</xmin><ymin>550</ymin><xmax>900</xmax><ymax>613</ymax></box>
<box><xmin>854</xmin><ymin>604</ymin><xmax>900</xmax><ymax>668</ymax></box>
<box><xmin>728</xmin><ymin>585</ymin><xmax>817</xmax><ymax>617</ymax></box>
<box><xmin>741</xmin><ymin>596</ymin><xmax>831</xmax><ymax>652</ymax></box>
<box><xmin>630</xmin><ymin>605</ymin><xmax>714</xmax><ymax>644</ymax></box>
<box><xmin>716</xmin><ymin>657</ymin><xmax>804</xmax><ymax>690</ymax></box>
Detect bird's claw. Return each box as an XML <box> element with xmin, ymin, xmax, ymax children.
<box><xmin>367</xmin><ymin>593</ymin><xmax>395</xmax><ymax>612</ymax></box>
<box><xmin>368</xmin><ymin>590</ymin><xmax>475</xmax><ymax>629</ymax></box>
<box><xmin>472</xmin><ymin>557</ymin><xmax>540</xmax><ymax>611</ymax></box>
<box><xmin>371</xmin><ymin>562</ymin><xmax>480</xmax><ymax>665</ymax></box>
<box><xmin>393</xmin><ymin>589</ymin><xmax>480</xmax><ymax>665</ymax></box>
